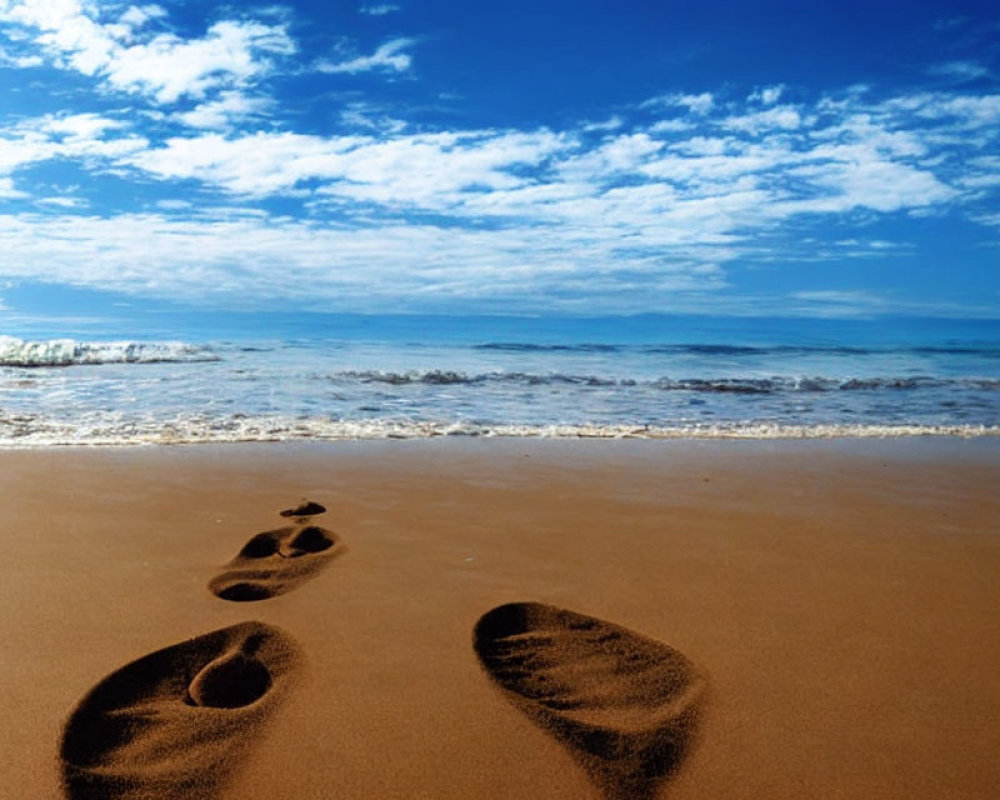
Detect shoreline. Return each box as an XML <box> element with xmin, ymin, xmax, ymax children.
<box><xmin>4</xmin><ymin>438</ymin><xmax>998</xmax><ymax>798</ymax></box>
<box><xmin>2</xmin><ymin>430</ymin><xmax>999</xmax><ymax>460</ymax></box>
<box><xmin>0</xmin><ymin>422</ymin><xmax>998</xmax><ymax>449</ymax></box>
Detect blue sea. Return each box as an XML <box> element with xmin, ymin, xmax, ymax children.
<box><xmin>1</xmin><ymin>314</ymin><xmax>998</xmax><ymax>446</ymax></box>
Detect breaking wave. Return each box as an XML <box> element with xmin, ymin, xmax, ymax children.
<box><xmin>0</xmin><ymin>337</ymin><xmax>219</xmax><ymax>367</ymax></box>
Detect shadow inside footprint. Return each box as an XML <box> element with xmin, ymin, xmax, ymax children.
<box><xmin>473</xmin><ymin>602</ymin><xmax>707</xmax><ymax>800</ymax></box>
<box><xmin>209</xmin><ymin>524</ymin><xmax>343</xmax><ymax>602</ymax></box>
<box><xmin>60</xmin><ymin>621</ymin><xmax>299</xmax><ymax>800</ymax></box>
<box><xmin>280</xmin><ymin>500</ymin><xmax>327</xmax><ymax>518</ymax></box>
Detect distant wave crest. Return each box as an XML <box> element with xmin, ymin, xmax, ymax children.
<box><xmin>329</xmin><ymin>370</ymin><xmax>1000</xmax><ymax>393</ymax></box>
<box><xmin>337</xmin><ymin>369</ymin><xmax>618</xmax><ymax>387</ymax></box>
<box><xmin>0</xmin><ymin>337</ymin><xmax>219</xmax><ymax>367</ymax></box>
<box><xmin>475</xmin><ymin>343</ymin><xmax>623</xmax><ymax>353</ymax></box>
<box><xmin>475</xmin><ymin>342</ymin><xmax>1000</xmax><ymax>357</ymax></box>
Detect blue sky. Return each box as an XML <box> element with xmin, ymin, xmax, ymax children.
<box><xmin>0</xmin><ymin>0</ymin><xmax>998</xmax><ymax>325</ymax></box>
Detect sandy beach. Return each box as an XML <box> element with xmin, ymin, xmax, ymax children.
<box><xmin>2</xmin><ymin>437</ymin><xmax>998</xmax><ymax>799</ymax></box>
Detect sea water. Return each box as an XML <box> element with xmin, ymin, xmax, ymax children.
<box><xmin>1</xmin><ymin>314</ymin><xmax>998</xmax><ymax>445</ymax></box>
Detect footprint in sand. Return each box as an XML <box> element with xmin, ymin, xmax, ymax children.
<box><xmin>209</xmin><ymin>501</ymin><xmax>343</xmax><ymax>602</ymax></box>
<box><xmin>279</xmin><ymin>499</ymin><xmax>327</xmax><ymax>518</ymax></box>
<box><xmin>60</xmin><ymin>621</ymin><xmax>299</xmax><ymax>800</ymax></box>
<box><xmin>474</xmin><ymin>602</ymin><xmax>707</xmax><ymax>800</ymax></box>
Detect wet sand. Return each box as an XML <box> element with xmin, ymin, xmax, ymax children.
<box><xmin>2</xmin><ymin>438</ymin><xmax>998</xmax><ymax>799</ymax></box>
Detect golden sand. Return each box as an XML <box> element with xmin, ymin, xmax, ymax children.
<box><xmin>2</xmin><ymin>438</ymin><xmax>998</xmax><ymax>799</ymax></box>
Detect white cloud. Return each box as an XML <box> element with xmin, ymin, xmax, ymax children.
<box><xmin>972</xmin><ymin>211</ymin><xmax>1000</xmax><ymax>229</ymax></box>
<box><xmin>119</xmin><ymin>4</ymin><xmax>166</xmax><ymax>28</ymax></box>
<box><xmin>582</xmin><ymin>116</ymin><xmax>624</xmax><ymax>132</ymax></box>
<box><xmin>124</xmin><ymin>128</ymin><xmax>569</xmax><ymax>200</ymax></box>
<box><xmin>0</xmin><ymin>176</ymin><xmax>27</xmax><ymax>198</ymax></box>
<box><xmin>0</xmin><ymin>210</ymin><xmax>727</xmax><ymax>312</ymax></box>
<box><xmin>558</xmin><ymin>133</ymin><xmax>663</xmax><ymax>181</ymax></box>
<box><xmin>0</xmin><ymin>2</ymin><xmax>295</xmax><ymax>103</ymax></box>
<box><xmin>644</xmin><ymin>92</ymin><xmax>715</xmax><ymax>115</ymax></box>
<box><xmin>124</xmin><ymin>131</ymin><xmax>355</xmax><ymax>195</ymax></box>
<box><xmin>0</xmin><ymin>112</ymin><xmax>148</xmax><ymax>177</ymax></box>
<box><xmin>832</xmin><ymin>239</ymin><xmax>910</xmax><ymax>252</ymax></box>
<box><xmin>316</xmin><ymin>37</ymin><xmax>413</xmax><ymax>74</ymax></box>
<box><xmin>881</xmin><ymin>93</ymin><xmax>1000</xmax><ymax>129</ymax></box>
<box><xmin>809</xmin><ymin>113</ymin><xmax>927</xmax><ymax>158</ymax></box>
<box><xmin>38</xmin><ymin>195</ymin><xmax>86</xmax><ymax>208</ymax></box>
<box><xmin>679</xmin><ymin>93</ymin><xmax>715</xmax><ymax>115</ymax></box>
<box><xmin>0</xmin><ymin>44</ymin><xmax>42</xmax><ymax>66</ymax></box>
<box><xmin>958</xmin><ymin>155</ymin><xmax>1000</xmax><ymax>191</ymax></box>
<box><xmin>648</xmin><ymin>119</ymin><xmax>693</xmax><ymax>134</ymax></box>
<box><xmin>957</xmin><ymin>174</ymin><xmax>1000</xmax><ymax>189</ymax></box>
<box><xmin>102</xmin><ymin>21</ymin><xmax>295</xmax><ymax>103</ymax></box>
<box><xmin>340</xmin><ymin>103</ymin><xmax>407</xmax><ymax>133</ymax></box>
<box><xmin>781</xmin><ymin>158</ymin><xmax>957</xmax><ymax>214</ymax></box>
<box><xmin>88</xmin><ymin>86</ymin><xmax>981</xmax><ymax>268</ymax></box>
<box><xmin>749</xmin><ymin>85</ymin><xmax>784</xmax><ymax>105</ymax></box>
<box><xmin>155</xmin><ymin>199</ymin><xmax>191</xmax><ymax>210</ymax></box>
<box><xmin>174</xmin><ymin>91</ymin><xmax>273</xmax><ymax>129</ymax></box>
<box><xmin>723</xmin><ymin>105</ymin><xmax>802</xmax><ymax>133</ymax></box>
<box><xmin>41</xmin><ymin>111</ymin><xmax>124</xmax><ymax>139</ymax></box>
<box><xmin>0</xmin><ymin>77</ymin><xmax>995</xmax><ymax>312</ymax></box>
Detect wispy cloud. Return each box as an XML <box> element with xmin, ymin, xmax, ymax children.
<box><xmin>315</xmin><ymin>37</ymin><xmax>414</xmax><ymax>74</ymax></box>
<box><xmin>974</xmin><ymin>211</ymin><xmax>1000</xmax><ymax>229</ymax></box>
<box><xmin>582</xmin><ymin>116</ymin><xmax>624</xmax><ymax>132</ymax></box>
<box><xmin>788</xmin><ymin>290</ymin><xmax>890</xmax><ymax>317</ymax></box>
<box><xmin>37</xmin><ymin>195</ymin><xmax>86</xmax><ymax>208</ymax></box>
<box><xmin>359</xmin><ymin>4</ymin><xmax>400</xmax><ymax>15</ymax></box>
<box><xmin>339</xmin><ymin>102</ymin><xmax>407</xmax><ymax>133</ymax></box>
<box><xmin>0</xmin><ymin>210</ymin><xmax>727</xmax><ymax>312</ymax></box>
<box><xmin>928</xmin><ymin>60</ymin><xmax>989</xmax><ymax>81</ymax></box>
<box><xmin>643</xmin><ymin>92</ymin><xmax>715</xmax><ymax>115</ymax></box>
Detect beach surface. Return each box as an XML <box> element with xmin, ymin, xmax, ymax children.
<box><xmin>2</xmin><ymin>438</ymin><xmax>998</xmax><ymax>799</ymax></box>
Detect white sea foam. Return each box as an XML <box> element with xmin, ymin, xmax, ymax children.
<box><xmin>0</xmin><ymin>412</ymin><xmax>996</xmax><ymax>448</ymax></box>
<box><xmin>0</xmin><ymin>337</ymin><xmax>219</xmax><ymax>367</ymax></box>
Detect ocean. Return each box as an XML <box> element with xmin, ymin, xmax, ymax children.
<box><xmin>1</xmin><ymin>314</ymin><xmax>998</xmax><ymax>445</ymax></box>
